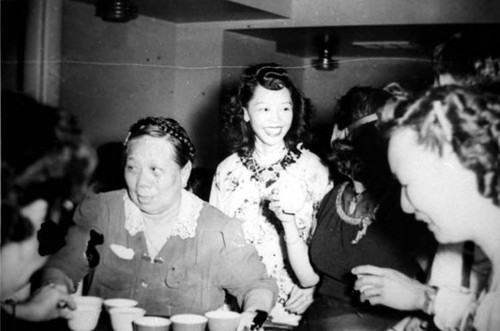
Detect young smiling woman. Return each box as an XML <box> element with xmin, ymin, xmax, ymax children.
<box><xmin>210</xmin><ymin>63</ymin><xmax>332</xmax><ymax>327</ymax></box>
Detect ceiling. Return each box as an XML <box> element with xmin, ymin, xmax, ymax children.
<box><xmin>79</xmin><ymin>0</ymin><xmax>500</xmax><ymax>59</ymax></box>
<box><xmin>230</xmin><ymin>24</ymin><xmax>500</xmax><ymax>59</ymax></box>
<box><xmin>78</xmin><ymin>0</ymin><xmax>286</xmax><ymax>23</ymax></box>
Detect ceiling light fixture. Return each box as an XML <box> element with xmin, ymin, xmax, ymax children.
<box><xmin>96</xmin><ymin>0</ymin><xmax>139</xmax><ymax>23</ymax></box>
<box><xmin>312</xmin><ymin>33</ymin><xmax>338</xmax><ymax>71</ymax></box>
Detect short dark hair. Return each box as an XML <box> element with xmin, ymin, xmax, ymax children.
<box><xmin>329</xmin><ymin>86</ymin><xmax>396</xmax><ymax>192</ymax></box>
<box><xmin>1</xmin><ymin>91</ymin><xmax>96</xmax><ymax>246</ymax></box>
<box><xmin>220</xmin><ymin>63</ymin><xmax>313</xmax><ymax>156</ymax></box>
<box><xmin>124</xmin><ymin>117</ymin><xmax>195</xmax><ymax>168</ymax></box>
<box><xmin>433</xmin><ymin>32</ymin><xmax>500</xmax><ymax>86</ymax></box>
<box><xmin>383</xmin><ymin>85</ymin><xmax>500</xmax><ymax>206</ymax></box>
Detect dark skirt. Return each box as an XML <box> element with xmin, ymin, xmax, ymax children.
<box><xmin>298</xmin><ymin>295</ymin><xmax>403</xmax><ymax>331</ymax></box>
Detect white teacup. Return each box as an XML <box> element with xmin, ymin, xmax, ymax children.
<box><xmin>73</xmin><ymin>295</ymin><xmax>104</xmax><ymax>310</ymax></box>
<box><xmin>67</xmin><ymin>304</ymin><xmax>102</xmax><ymax>331</ymax></box>
<box><xmin>110</xmin><ymin>307</ymin><xmax>147</xmax><ymax>331</ymax></box>
<box><xmin>170</xmin><ymin>314</ymin><xmax>207</xmax><ymax>331</ymax></box>
<box><xmin>104</xmin><ymin>298</ymin><xmax>139</xmax><ymax>312</ymax></box>
<box><xmin>132</xmin><ymin>316</ymin><xmax>172</xmax><ymax>331</ymax></box>
<box><xmin>204</xmin><ymin>311</ymin><xmax>240</xmax><ymax>331</ymax></box>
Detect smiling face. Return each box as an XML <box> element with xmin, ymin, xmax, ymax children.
<box><xmin>124</xmin><ymin>136</ymin><xmax>191</xmax><ymax>216</ymax></box>
<box><xmin>388</xmin><ymin>128</ymin><xmax>478</xmax><ymax>243</ymax></box>
<box><xmin>243</xmin><ymin>84</ymin><xmax>293</xmax><ymax>150</ymax></box>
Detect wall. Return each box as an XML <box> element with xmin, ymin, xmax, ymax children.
<box><xmin>1</xmin><ymin>1</ymin><xmax>24</xmax><ymax>91</ymax></box>
<box><xmin>289</xmin><ymin>0</ymin><xmax>500</xmax><ymax>26</ymax></box>
<box><xmin>60</xmin><ymin>1</ymin><xmax>177</xmax><ymax>150</ymax></box>
<box><xmin>218</xmin><ymin>30</ymin><xmax>433</xmax><ymax>161</ymax></box>
<box><xmin>57</xmin><ymin>0</ymin><xmax>500</xmax><ymax>170</ymax></box>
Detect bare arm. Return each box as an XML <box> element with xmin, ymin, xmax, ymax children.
<box><xmin>280</xmin><ymin>217</ymin><xmax>319</xmax><ymax>288</ymax></box>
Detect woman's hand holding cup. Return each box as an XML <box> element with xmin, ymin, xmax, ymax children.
<box><xmin>267</xmin><ymin>178</ymin><xmax>307</xmax><ymax>223</ymax></box>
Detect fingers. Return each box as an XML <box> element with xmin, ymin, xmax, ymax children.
<box><xmin>268</xmin><ymin>201</ymin><xmax>281</xmax><ymax>213</ymax></box>
<box><xmin>359</xmin><ymin>291</ymin><xmax>383</xmax><ymax>305</ymax></box>
<box><xmin>354</xmin><ymin>275</ymin><xmax>383</xmax><ymax>291</ymax></box>
<box><xmin>58</xmin><ymin>307</ymin><xmax>74</xmax><ymax>320</ymax></box>
<box><xmin>285</xmin><ymin>286</ymin><xmax>314</xmax><ymax>314</ymax></box>
<box><xmin>236</xmin><ymin>311</ymin><xmax>255</xmax><ymax>331</ymax></box>
<box><xmin>359</xmin><ymin>285</ymin><xmax>381</xmax><ymax>300</ymax></box>
<box><xmin>285</xmin><ymin>296</ymin><xmax>313</xmax><ymax>314</ymax></box>
<box><xmin>351</xmin><ymin>265</ymin><xmax>385</xmax><ymax>276</ymax></box>
<box><xmin>60</xmin><ymin>293</ymin><xmax>77</xmax><ymax>310</ymax></box>
<box><xmin>268</xmin><ymin>201</ymin><xmax>296</xmax><ymax>224</ymax></box>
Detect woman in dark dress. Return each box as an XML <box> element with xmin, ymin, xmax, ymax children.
<box><xmin>271</xmin><ymin>86</ymin><xmax>434</xmax><ymax>331</ymax></box>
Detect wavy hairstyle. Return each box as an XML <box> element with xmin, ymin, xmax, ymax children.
<box><xmin>383</xmin><ymin>85</ymin><xmax>500</xmax><ymax>206</ymax></box>
<box><xmin>329</xmin><ymin>86</ymin><xmax>397</xmax><ymax>192</ymax></box>
<box><xmin>220</xmin><ymin>63</ymin><xmax>313</xmax><ymax>156</ymax></box>
<box><xmin>433</xmin><ymin>32</ymin><xmax>500</xmax><ymax>87</ymax></box>
<box><xmin>1</xmin><ymin>91</ymin><xmax>97</xmax><ymax>246</ymax></box>
<box><xmin>124</xmin><ymin>117</ymin><xmax>195</xmax><ymax>168</ymax></box>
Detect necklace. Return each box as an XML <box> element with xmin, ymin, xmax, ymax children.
<box><xmin>241</xmin><ymin>148</ymin><xmax>300</xmax><ymax>186</ymax></box>
<box><xmin>335</xmin><ymin>182</ymin><xmax>375</xmax><ymax>244</ymax></box>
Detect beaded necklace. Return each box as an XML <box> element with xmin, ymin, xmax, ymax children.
<box><xmin>335</xmin><ymin>182</ymin><xmax>376</xmax><ymax>244</ymax></box>
<box><xmin>240</xmin><ymin>148</ymin><xmax>300</xmax><ymax>187</ymax></box>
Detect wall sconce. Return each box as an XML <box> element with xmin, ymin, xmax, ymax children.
<box><xmin>96</xmin><ymin>0</ymin><xmax>138</xmax><ymax>22</ymax></box>
<box><xmin>312</xmin><ymin>33</ymin><xmax>338</xmax><ymax>71</ymax></box>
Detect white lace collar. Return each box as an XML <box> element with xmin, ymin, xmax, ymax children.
<box><xmin>123</xmin><ymin>189</ymin><xmax>204</xmax><ymax>239</ymax></box>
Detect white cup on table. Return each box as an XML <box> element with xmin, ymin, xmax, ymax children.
<box><xmin>109</xmin><ymin>306</ymin><xmax>146</xmax><ymax>331</ymax></box>
<box><xmin>67</xmin><ymin>297</ymin><xmax>103</xmax><ymax>331</ymax></box>
<box><xmin>205</xmin><ymin>311</ymin><xmax>240</xmax><ymax>331</ymax></box>
<box><xmin>170</xmin><ymin>314</ymin><xmax>207</xmax><ymax>331</ymax></box>
<box><xmin>132</xmin><ymin>316</ymin><xmax>172</xmax><ymax>331</ymax></box>
<box><xmin>104</xmin><ymin>298</ymin><xmax>139</xmax><ymax>312</ymax></box>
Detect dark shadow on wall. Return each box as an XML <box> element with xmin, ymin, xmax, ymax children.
<box><xmin>90</xmin><ymin>142</ymin><xmax>126</xmax><ymax>193</ymax></box>
<box><xmin>189</xmin><ymin>83</ymin><xmax>224</xmax><ymax>171</ymax></box>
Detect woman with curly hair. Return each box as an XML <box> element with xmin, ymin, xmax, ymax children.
<box><xmin>353</xmin><ymin>85</ymin><xmax>500</xmax><ymax>331</ymax></box>
<box><xmin>210</xmin><ymin>63</ymin><xmax>332</xmax><ymax>327</ymax></box>
<box><xmin>277</xmin><ymin>86</ymin><xmax>426</xmax><ymax>331</ymax></box>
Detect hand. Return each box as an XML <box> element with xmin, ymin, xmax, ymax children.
<box><xmin>237</xmin><ymin>310</ymin><xmax>265</xmax><ymax>331</ymax></box>
<box><xmin>285</xmin><ymin>285</ymin><xmax>315</xmax><ymax>315</ymax></box>
<box><xmin>268</xmin><ymin>194</ymin><xmax>295</xmax><ymax>224</ymax></box>
<box><xmin>267</xmin><ymin>179</ymin><xmax>307</xmax><ymax>222</ymax></box>
<box><xmin>352</xmin><ymin>265</ymin><xmax>427</xmax><ymax>311</ymax></box>
<box><xmin>403</xmin><ymin>316</ymin><xmax>430</xmax><ymax>331</ymax></box>
<box><xmin>17</xmin><ymin>284</ymin><xmax>76</xmax><ymax>321</ymax></box>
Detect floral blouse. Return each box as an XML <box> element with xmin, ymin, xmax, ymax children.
<box><xmin>210</xmin><ymin>147</ymin><xmax>332</xmax><ymax>324</ymax></box>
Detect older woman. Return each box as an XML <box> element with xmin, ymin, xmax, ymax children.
<box><xmin>353</xmin><ymin>85</ymin><xmax>500</xmax><ymax>331</ymax></box>
<box><xmin>42</xmin><ymin>117</ymin><xmax>277</xmax><ymax>330</ymax></box>
<box><xmin>210</xmin><ymin>63</ymin><xmax>332</xmax><ymax>326</ymax></box>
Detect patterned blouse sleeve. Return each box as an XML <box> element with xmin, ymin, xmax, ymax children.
<box><xmin>209</xmin><ymin>165</ymin><xmax>223</xmax><ymax>209</ymax></box>
<box><xmin>293</xmin><ymin>153</ymin><xmax>333</xmax><ymax>241</ymax></box>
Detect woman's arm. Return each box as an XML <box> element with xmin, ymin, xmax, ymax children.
<box><xmin>1</xmin><ymin>284</ymin><xmax>76</xmax><ymax>322</ymax></box>
<box><xmin>352</xmin><ymin>265</ymin><xmax>476</xmax><ymax>330</ymax></box>
<box><xmin>275</xmin><ymin>212</ymin><xmax>319</xmax><ymax>288</ymax></box>
<box><xmin>269</xmin><ymin>152</ymin><xmax>331</xmax><ymax>287</ymax></box>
